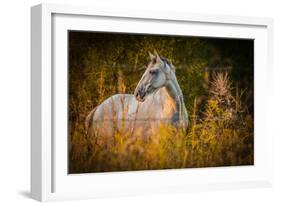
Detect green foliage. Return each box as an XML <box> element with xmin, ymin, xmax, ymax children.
<box><xmin>68</xmin><ymin>32</ymin><xmax>254</xmax><ymax>173</ymax></box>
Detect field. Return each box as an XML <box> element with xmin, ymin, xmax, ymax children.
<box><xmin>68</xmin><ymin>32</ymin><xmax>254</xmax><ymax>173</ymax></box>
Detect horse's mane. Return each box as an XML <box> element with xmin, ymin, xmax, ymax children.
<box><xmin>160</xmin><ymin>56</ymin><xmax>176</xmax><ymax>73</ymax></box>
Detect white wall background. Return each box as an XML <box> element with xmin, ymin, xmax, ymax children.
<box><xmin>0</xmin><ymin>0</ymin><xmax>280</xmax><ymax>205</ymax></box>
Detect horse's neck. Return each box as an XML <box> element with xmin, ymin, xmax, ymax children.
<box><xmin>164</xmin><ymin>76</ymin><xmax>188</xmax><ymax>127</ymax></box>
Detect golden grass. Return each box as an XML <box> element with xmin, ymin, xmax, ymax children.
<box><xmin>69</xmin><ymin>73</ymin><xmax>253</xmax><ymax>173</ymax></box>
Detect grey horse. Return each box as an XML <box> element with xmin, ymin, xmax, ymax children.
<box><xmin>85</xmin><ymin>52</ymin><xmax>188</xmax><ymax>139</ymax></box>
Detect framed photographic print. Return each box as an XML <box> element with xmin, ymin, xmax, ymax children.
<box><xmin>31</xmin><ymin>3</ymin><xmax>274</xmax><ymax>201</ymax></box>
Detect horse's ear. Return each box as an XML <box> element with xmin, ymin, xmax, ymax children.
<box><xmin>153</xmin><ymin>51</ymin><xmax>161</xmax><ymax>63</ymax></box>
<box><xmin>148</xmin><ymin>52</ymin><xmax>155</xmax><ymax>60</ymax></box>
<box><xmin>154</xmin><ymin>50</ymin><xmax>159</xmax><ymax>58</ymax></box>
<box><xmin>156</xmin><ymin>54</ymin><xmax>161</xmax><ymax>63</ymax></box>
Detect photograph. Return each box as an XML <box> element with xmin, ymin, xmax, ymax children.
<box><xmin>68</xmin><ymin>31</ymin><xmax>254</xmax><ymax>174</ymax></box>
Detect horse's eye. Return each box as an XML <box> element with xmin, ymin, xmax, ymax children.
<box><xmin>150</xmin><ymin>70</ymin><xmax>158</xmax><ymax>75</ymax></box>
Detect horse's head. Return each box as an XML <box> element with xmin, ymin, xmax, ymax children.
<box><xmin>134</xmin><ymin>52</ymin><xmax>175</xmax><ymax>102</ymax></box>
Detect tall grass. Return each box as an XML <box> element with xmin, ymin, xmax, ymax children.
<box><xmin>69</xmin><ymin>72</ymin><xmax>253</xmax><ymax>173</ymax></box>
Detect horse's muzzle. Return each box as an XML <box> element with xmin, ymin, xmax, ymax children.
<box><xmin>135</xmin><ymin>86</ymin><xmax>146</xmax><ymax>102</ymax></box>
<box><xmin>135</xmin><ymin>92</ymin><xmax>145</xmax><ymax>102</ymax></box>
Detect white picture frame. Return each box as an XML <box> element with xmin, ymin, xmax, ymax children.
<box><xmin>31</xmin><ymin>3</ymin><xmax>274</xmax><ymax>202</ymax></box>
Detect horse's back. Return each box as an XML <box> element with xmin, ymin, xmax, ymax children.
<box><xmin>86</xmin><ymin>94</ymin><xmax>137</xmax><ymax>137</ymax></box>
